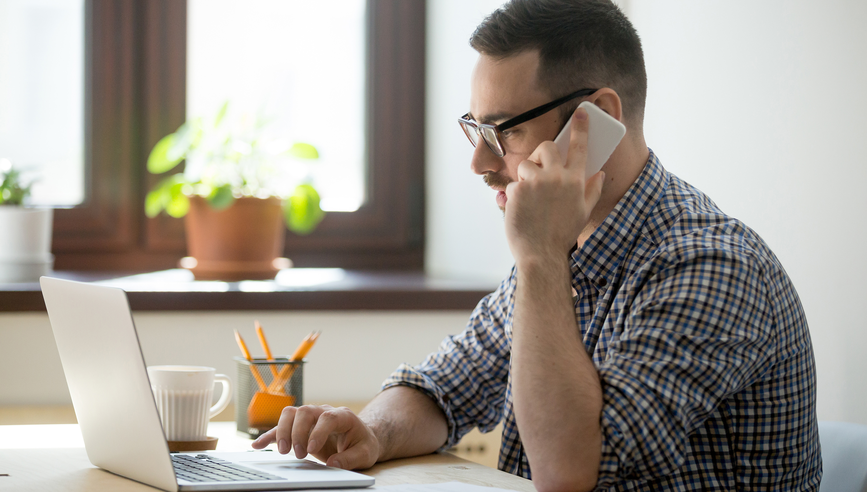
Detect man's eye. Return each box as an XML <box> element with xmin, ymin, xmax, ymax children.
<box><xmin>500</xmin><ymin>130</ymin><xmax>516</xmax><ymax>138</ymax></box>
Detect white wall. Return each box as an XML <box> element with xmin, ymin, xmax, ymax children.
<box><xmin>0</xmin><ymin>311</ymin><xmax>469</xmax><ymax>406</ymax></box>
<box><xmin>424</xmin><ymin>0</ymin><xmax>514</xmax><ymax>284</ymax></box>
<box><xmin>424</xmin><ymin>1</ymin><xmax>867</xmax><ymax>424</ymax></box>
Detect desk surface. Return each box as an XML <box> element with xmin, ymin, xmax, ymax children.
<box><xmin>0</xmin><ymin>422</ymin><xmax>535</xmax><ymax>492</ymax></box>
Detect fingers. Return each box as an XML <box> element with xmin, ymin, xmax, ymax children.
<box><xmin>250</xmin><ymin>404</ymin><xmax>328</xmax><ymax>456</ymax></box>
<box><xmin>308</xmin><ymin>407</ymin><xmax>378</xmax><ymax>470</ymax></box>
<box><xmin>275</xmin><ymin>406</ymin><xmax>300</xmax><ymax>454</ymax></box>
<box><xmin>291</xmin><ymin>405</ymin><xmax>326</xmax><ymax>458</ymax></box>
<box><xmin>248</xmin><ymin>405</ymin><xmax>379</xmax><ymax>471</ymax></box>
<box><xmin>250</xmin><ymin>426</ymin><xmax>277</xmax><ymax>449</ymax></box>
<box><xmin>515</xmin><ymin>159</ymin><xmax>541</xmax><ymax>182</ymax></box>
<box><xmin>566</xmin><ymin>107</ymin><xmax>589</xmax><ymax>173</ymax></box>
<box><xmin>325</xmin><ymin>438</ymin><xmax>379</xmax><ymax>470</ymax></box>
<box><xmin>527</xmin><ymin>141</ymin><xmax>560</xmax><ymax>170</ymax></box>
<box><xmin>307</xmin><ymin>407</ymin><xmax>355</xmax><ymax>455</ymax></box>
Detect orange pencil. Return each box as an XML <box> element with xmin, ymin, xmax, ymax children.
<box><xmin>267</xmin><ymin>331</ymin><xmax>319</xmax><ymax>393</ymax></box>
<box><xmin>234</xmin><ymin>329</ymin><xmax>267</xmax><ymax>393</ymax></box>
<box><xmin>255</xmin><ymin>320</ymin><xmax>280</xmax><ymax>379</ymax></box>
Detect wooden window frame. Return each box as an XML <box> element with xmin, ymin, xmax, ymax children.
<box><xmin>53</xmin><ymin>0</ymin><xmax>426</xmax><ymax>272</ymax></box>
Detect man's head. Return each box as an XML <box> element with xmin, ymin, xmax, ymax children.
<box><xmin>470</xmin><ymin>0</ymin><xmax>645</xmax><ymax>126</ymax></box>
<box><xmin>464</xmin><ymin>0</ymin><xmax>646</xmax><ymax>208</ymax></box>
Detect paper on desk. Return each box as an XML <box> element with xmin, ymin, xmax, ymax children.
<box><xmin>375</xmin><ymin>482</ymin><xmax>517</xmax><ymax>492</ymax></box>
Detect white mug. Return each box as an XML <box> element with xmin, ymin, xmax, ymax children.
<box><xmin>147</xmin><ymin>365</ymin><xmax>232</xmax><ymax>441</ymax></box>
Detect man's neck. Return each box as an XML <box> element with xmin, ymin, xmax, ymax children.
<box><xmin>576</xmin><ymin>137</ymin><xmax>649</xmax><ymax>249</ymax></box>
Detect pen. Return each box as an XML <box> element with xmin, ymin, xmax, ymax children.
<box><xmin>234</xmin><ymin>329</ymin><xmax>268</xmax><ymax>393</ymax></box>
<box><xmin>267</xmin><ymin>331</ymin><xmax>320</xmax><ymax>393</ymax></box>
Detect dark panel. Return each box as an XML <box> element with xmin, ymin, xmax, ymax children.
<box><xmin>3</xmin><ymin>289</ymin><xmax>488</xmax><ymax>312</ymax></box>
<box><xmin>142</xmin><ymin>0</ymin><xmax>188</xmax><ymax>253</ymax></box>
<box><xmin>53</xmin><ymin>0</ymin><xmax>137</xmax><ymax>252</ymax></box>
<box><xmin>0</xmin><ymin>270</ymin><xmax>491</xmax><ymax>312</ymax></box>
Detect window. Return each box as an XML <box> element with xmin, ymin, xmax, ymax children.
<box><xmin>0</xmin><ymin>0</ymin><xmax>85</xmax><ymax>206</ymax></box>
<box><xmin>51</xmin><ymin>0</ymin><xmax>425</xmax><ymax>271</ymax></box>
<box><xmin>187</xmin><ymin>0</ymin><xmax>367</xmax><ymax>212</ymax></box>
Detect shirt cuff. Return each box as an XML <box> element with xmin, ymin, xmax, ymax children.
<box><xmin>596</xmin><ymin>404</ymin><xmax>636</xmax><ymax>486</ymax></box>
<box><xmin>381</xmin><ymin>363</ymin><xmax>463</xmax><ymax>450</ymax></box>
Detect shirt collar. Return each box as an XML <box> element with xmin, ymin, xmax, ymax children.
<box><xmin>570</xmin><ymin>149</ymin><xmax>668</xmax><ymax>287</ymax></box>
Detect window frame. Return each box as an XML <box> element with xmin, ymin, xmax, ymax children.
<box><xmin>52</xmin><ymin>0</ymin><xmax>426</xmax><ymax>271</ymax></box>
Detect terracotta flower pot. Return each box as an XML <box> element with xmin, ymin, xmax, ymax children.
<box><xmin>184</xmin><ymin>196</ymin><xmax>286</xmax><ymax>281</ymax></box>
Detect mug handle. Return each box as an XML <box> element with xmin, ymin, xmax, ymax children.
<box><xmin>210</xmin><ymin>374</ymin><xmax>232</xmax><ymax>419</ymax></box>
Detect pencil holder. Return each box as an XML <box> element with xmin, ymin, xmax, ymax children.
<box><xmin>234</xmin><ymin>357</ymin><xmax>304</xmax><ymax>438</ymax></box>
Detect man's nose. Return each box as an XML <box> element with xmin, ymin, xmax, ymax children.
<box><xmin>469</xmin><ymin>140</ymin><xmax>504</xmax><ymax>176</ymax></box>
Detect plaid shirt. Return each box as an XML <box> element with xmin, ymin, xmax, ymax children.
<box><xmin>383</xmin><ymin>150</ymin><xmax>821</xmax><ymax>490</ymax></box>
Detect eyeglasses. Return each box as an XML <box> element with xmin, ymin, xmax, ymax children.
<box><xmin>458</xmin><ymin>88</ymin><xmax>598</xmax><ymax>157</ymax></box>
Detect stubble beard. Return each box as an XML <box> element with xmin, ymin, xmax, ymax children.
<box><xmin>483</xmin><ymin>171</ymin><xmax>512</xmax><ymax>189</ymax></box>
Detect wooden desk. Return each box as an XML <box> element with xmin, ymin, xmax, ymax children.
<box><xmin>0</xmin><ymin>422</ymin><xmax>534</xmax><ymax>492</ymax></box>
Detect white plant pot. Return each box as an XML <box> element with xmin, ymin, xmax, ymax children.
<box><xmin>0</xmin><ymin>206</ymin><xmax>54</xmax><ymax>283</ymax></box>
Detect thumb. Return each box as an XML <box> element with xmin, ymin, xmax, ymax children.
<box><xmin>325</xmin><ymin>442</ymin><xmax>376</xmax><ymax>471</ymax></box>
<box><xmin>585</xmin><ymin>171</ymin><xmax>606</xmax><ymax>208</ymax></box>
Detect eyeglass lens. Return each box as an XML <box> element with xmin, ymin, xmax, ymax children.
<box><xmin>460</xmin><ymin>120</ymin><xmax>504</xmax><ymax>156</ymax></box>
<box><xmin>460</xmin><ymin>120</ymin><xmax>480</xmax><ymax>147</ymax></box>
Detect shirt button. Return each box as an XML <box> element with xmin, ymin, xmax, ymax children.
<box><xmin>596</xmin><ymin>277</ymin><xmax>607</xmax><ymax>287</ymax></box>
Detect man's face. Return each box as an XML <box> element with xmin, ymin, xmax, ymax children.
<box><xmin>468</xmin><ymin>51</ymin><xmax>566</xmax><ymax>211</ymax></box>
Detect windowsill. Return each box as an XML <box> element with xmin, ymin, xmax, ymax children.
<box><xmin>0</xmin><ymin>269</ymin><xmax>497</xmax><ymax>312</ymax></box>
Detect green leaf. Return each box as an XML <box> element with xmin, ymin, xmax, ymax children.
<box><xmin>144</xmin><ymin>188</ymin><xmax>168</xmax><ymax>217</ymax></box>
<box><xmin>207</xmin><ymin>185</ymin><xmax>235</xmax><ymax>210</ymax></box>
<box><xmin>284</xmin><ymin>184</ymin><xmax>325</xmax><ymax>234</ymax></box>
<box><xmin>0</xmin><ymin>166</ymin><xmax>32</xmax><ymax>205</ymax></box>
<box><xmin>169</xmin><ymin>122</ymin><xmax>195</xmax><ymax>160</ymax></box>
<box><xmin>147</xmin><ymin>134</ymin><xmax>185</xmax><ymax>174</ymax></box>
<box><xmin>214</xmin><ymin>101</ymin><xmax>230</xmax><ymax>127</ymax></box>
<box><xmin>165</xmin><ymin>192</ymin><xmax>190</xmax><ymax>218</ymax></box>
<box><xmin>144</xmin><ymin>174</ymin><xmax>190</xmax><ymax>217</ymax></box>
<box><xmin>287</xmin><ymin>142</ymin><xmax>319</xmax><ymax>160</ymax></box>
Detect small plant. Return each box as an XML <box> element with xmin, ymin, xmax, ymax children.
<box><xmin>145</xmin><ymin>102</ymin><xmax>325</xmax><ymax>234</ymax></box>
<box><xmin>0</xmin><ymin>159</ymin><xmax>34</xmax><ymax>206</ymax></box>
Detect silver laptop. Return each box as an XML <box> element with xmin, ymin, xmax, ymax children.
<box><xmin>40</xmin><ymin>276</ymin><xmax>375</xmax><ymax>491</ymax></box>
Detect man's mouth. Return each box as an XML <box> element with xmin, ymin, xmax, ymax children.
<box><xmin>495</xmin><ymin>190</ymin><xmax>507</xmax><ymax>209</ymax></box>
<box><xmin>483</xmin><ymin>173</ymin><xmax>512</xmax><ymax>210</ymax></box>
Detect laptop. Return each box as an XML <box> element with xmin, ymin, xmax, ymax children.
<box><xmin>40</xmin><ymin>276</ymin><xmax>375</xmax><ymax>491</ymax></box>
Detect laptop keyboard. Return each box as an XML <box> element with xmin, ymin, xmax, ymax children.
<box><xmin>172</xmin><ymin>454</ymin><xmax>285</xmax><ymax>483</ymax></box>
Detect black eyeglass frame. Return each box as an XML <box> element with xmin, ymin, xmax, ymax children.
<box><xmin>458</xmin><ymin>88</ymin><xmax>598</xmax><ymax>157</ymax></box>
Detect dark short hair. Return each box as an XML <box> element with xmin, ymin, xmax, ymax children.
<box><xmin>470</xmin><ymin>0</ymin><xmax>647</xmax><ymax>125</ymax></box>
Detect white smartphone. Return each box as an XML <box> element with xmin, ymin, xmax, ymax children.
<box><xmin>553</xmin><ymin>100</ymin><xmax>626</xmax><ymax>177</ymax></box>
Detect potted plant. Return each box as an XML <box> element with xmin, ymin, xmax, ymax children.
<box><xmin>0</xmin><ymin>159</ymin><xmax>53</xmax><ymax>283</ymax></box>
<box><xmin>145</xmin><ymin>103</ymin><xmax>325</xmax><ymax>281</ymax></box>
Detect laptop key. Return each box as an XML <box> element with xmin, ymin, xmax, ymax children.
<box><xmin>172</xmin><ymin>455</ymin><xmax>284</xmax><ymax>482</ymax></box>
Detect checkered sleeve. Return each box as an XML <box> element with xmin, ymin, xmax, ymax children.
<box><xmin>595</xmin><ymin>242</ymin><xmax>776</xmax><ymax>486</ymax></box>
<box><xmin>381</xmin><ymin>270</ymin><xmax>514</xmax><ymax>449</ymax></box>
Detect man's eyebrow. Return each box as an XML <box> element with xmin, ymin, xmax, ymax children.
<box><xmin>467</xmin><ymin>111</ymin><xmax>515</xmax><ymax>126</ymax></box>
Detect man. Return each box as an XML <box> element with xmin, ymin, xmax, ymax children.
<box><xmin>253</xmin><ymin>1</ymin><xmax>822</xmax><ymax>490</ymax></box>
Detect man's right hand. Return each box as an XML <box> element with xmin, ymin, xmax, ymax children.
<box><xmin>250</xmin><ymin>404</ymin><xmax>381</xmax><ymax>470</ymax></box>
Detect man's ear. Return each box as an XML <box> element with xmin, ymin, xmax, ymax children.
<box><xmin>588</xmin><ymin>88</ymin><xmax>623</xmax><ymax>122</ymax></box>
